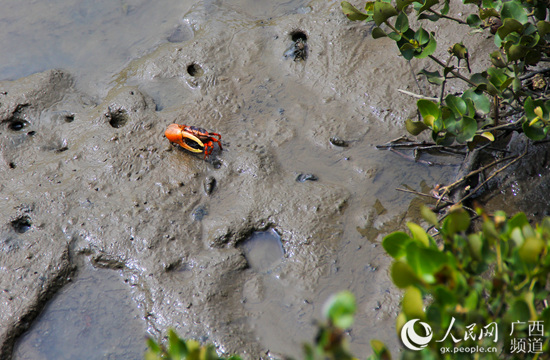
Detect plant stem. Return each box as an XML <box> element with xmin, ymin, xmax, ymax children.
<box><xmin>428</xmin><ymin>55</ymin><xmax>478</xmax><ymax>87</ymax></box>
<box><xmin>427</xmin><ymin>9</ymin><xmax>468</xmax><ymax>25</ymax></box>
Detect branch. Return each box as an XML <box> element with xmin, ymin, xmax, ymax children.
<box><xmin>397</xmin><ymin>89</ymin><xmax>439</xmax><ymax>101</ymax></box>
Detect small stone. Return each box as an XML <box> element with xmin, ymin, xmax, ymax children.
<box><xmin>296</xmin><ymin>173</ymin><xmax>318</xmax><ymax>182</ymax></box>
<box><xmin>329</xmin><ymin>137</ymin><xmax>348</xmax><ymax>147</ymax></box>
<box><xmin>204</xmin><ymin>176</ymin><xmax>216</xmax><ymax>195</ymax></box>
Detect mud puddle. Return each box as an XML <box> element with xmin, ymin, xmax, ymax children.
<box><xmin>13</xmin><ymin>266</ymin><xmax>145</xmax><ymax>360</ymax></box>
<box><xmin>241</xmin><ymin>230</ymin><xmax>284</xmax><ymax>273</ymax></box>
<box><xmin>0</xmin><ymin>0</ymin><xmax>497</xmax><ymax>359</ymax></box>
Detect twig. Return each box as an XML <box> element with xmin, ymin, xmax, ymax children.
<box><xmin>397</xmin><ymin>89</ymin><xmax>439</xmax><ymax>101</ymax></box>
<box><xmin>396</xmin><ymin>188</ymin><xmax>477</xmax><ymax>218</ymax></box>
<box><xmin>477</xmin><ymin>119</ymin><xmax>522</xmax><ymax>133</ymax></box>
<box><xmin>376</xmin><ymin>141</ymin><xmax>465</xmax><ymax>150</ymax></box>
<box><xmin>435</xmin><ymin>153</ymin><xmax>519</xmax><ymax>207</ymax></box>
<box><xmin>390</xmin><ymin>148</ymin><xmax>440</xmax><ymax>165</ymax></box>
<box><xmin>396</xmin><ymin>187</ymin><xmax>451</xmax><ymax>203</ymax></box>
<box><xmin>519</xmin><ymin>68</ymin><xmax>550</xmax><ymax>81</ymax></box>
<box><xmin>428</xmin><ymin>55</ymin><xmax>478</xmax><ymax>87</ymax></box>
<box><xmin>427</xmin><ymin>8</ymin><xmax>468</xmax><ymax>25</ymax></box>
<box><xmin>458</xmin><ymin>145</ymin><xmax>528</xmax><ymax>204</ymax></box>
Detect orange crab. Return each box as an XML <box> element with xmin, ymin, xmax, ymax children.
<box><xmin>165</xmin><ymin>124</ymin><xmax>222</xmax><ymax>159</ymax></box>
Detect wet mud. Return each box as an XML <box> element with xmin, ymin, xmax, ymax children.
<box><xmin>0</xmin><ymin>1</ymin><xmax>514</xmax><ymax>359</ymax></box>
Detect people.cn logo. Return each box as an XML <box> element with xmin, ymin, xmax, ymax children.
<box><xmin>401</xmin><ymin>319</ymin><xmax>433</xmax><ymax>351</ymax></box>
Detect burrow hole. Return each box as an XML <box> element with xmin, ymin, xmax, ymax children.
<box><xmin>7</xmin><ymin>118</ymin><xmax>29</xmax><ymax>132</ymax></box>
<box><xmin>11</xmin><ymin>215</ymin><xmax>32</xmax><ymax>234</ymax></box>
<box><xmin>107</xmin><ymin>109</ymin><xmax>129</xmax><ymax>129</ymax></box>
<box><xmin>187</xmin><ymin>63</ymin><xmax>204</xmax><ymax>77</ymax></box>
<box><xmin>290</xmin><ymin>30</ymin><xmax>307</xmax><ymax>42</ymax></box>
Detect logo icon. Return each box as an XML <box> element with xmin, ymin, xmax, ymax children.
<box><xmin>401</xmin><ymin>319</ymin><xmax>433</xmax><ymax>351</ymax></box>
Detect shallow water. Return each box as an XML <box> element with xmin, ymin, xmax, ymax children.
<box><xmin>13</xmin><ymin>266</ymin><xmax>146</xmax><ymax>360</ymax></box>
<box><xmin>1</xmin><ymin>0</ymin><xmax>475</xmax><ymax>358</ymax></box>
<box><xmin>241</xmin><ymin>230</ymin><xmax>284</xmax><ymax>273</ymax></box>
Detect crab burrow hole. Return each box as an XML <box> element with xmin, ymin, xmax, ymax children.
<box><xmin>290</xmin><ymin>30</ymin><xmax>307</xmax><ymax>42</ymax></box>
<box><xmin>240</xmin><ymin>229</ymin><xmax>284</xmax><ymax>273</ymax></box>
<box><xmin>11</xmin><ymin>215</ymin><xmax>32</xmax><ymax>234</ymax></box>
<box><xmin>106</xmin><ymin>108</ymin><xmax>129</xmax><ymax>128</ymax></box>
<box><xmin>187</xmin><ymin>63</ymin><xmax>204</xmax><ymax>77</ymax></box>
<box><xmin>6</xmin><ymin>117</ymin><xmax>30</xmax><ymax>132</ymax></box>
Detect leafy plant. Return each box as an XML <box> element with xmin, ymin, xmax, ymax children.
<box><xmin>145</xmin><ymin>329</ymin><xmax>242</xmax><ymax>360</ymax></box>
<box><xmin>374</xmin><ymin>206</ymin><xmax>550</xmax><ymax>359</ymax></box>
<box><xmin>342</xmin><ymin>0</ymin><xmax>550</xmax><ymax>146</ymax></box>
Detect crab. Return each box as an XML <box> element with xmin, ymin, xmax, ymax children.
<box><xmin>165</xmin><ymin>124</ymin><xmax>222</xmax><ymax>159</ymax></box>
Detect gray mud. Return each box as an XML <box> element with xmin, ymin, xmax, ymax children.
<box><xmin>0</xmin><ymin>1</ymin><xmax>499</xmax><ymax>359</ymax></box>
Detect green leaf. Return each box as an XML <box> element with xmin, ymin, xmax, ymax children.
<box><xmin>456</xmin><ymin>116</ymin><xmax>478</xmax><ymax>143</ymax></box>
<box><xmin>418</xmin><ymin>0</ymin><xmax>438</xmax><ymax>14</ymax></box>
<box><xmin>506</xmin><ymin>43</ymin><xmax>526</xmax><ymax>62</ymax></box>
<box><xmin>402</xmin><ymin>286</ymin><xmax>425</xmax><ymax>320</ymax></box>
<box><xmin>418</xmin><ymin>12</ymin><xmax>440</xmax><ymax>21</ymax></box>
<box><xmin>391</xmin><ymin>261</ymin><xmax>420</xmax><ymax>288</ymax></box>
<box><xmin>168</xmin><ymin>329</ymin><xmax>188</xmax><ymax>359</ymax></box>
<box><xmin>525</xmin><ymin>49</ymin><xmax>542</xmax><ymax>66</ymax></box>
<box><xmin>501</xmin><ymin>0</ymin><xmax>528</xmax><ymax>24</ymax></box>
<box><xmin>323</xmin><ymin>291</ymin><xmax>356</xmax><ymax>329</ymax></box>
<box><xmin>405</xmin><ymin>119</ymin><xmax>429</xmax><ymax>135</ymax></box>
<box><xmin>415</xmin><ymin>27</ymin><xmax>430</xmax><ymax>46</ymax></box>
<box><xmin>462</xmin><ymin>89</ymin><xmax>491</xmax><ymax>114</ymax></box>
<box><xmin>441</xmin><ymin>0</ymin><xmax>450</xmax><ymax>15</ymax></box>
<box><xmin>396</xmin><ymin>0</ymin><xmax>416</xmax><ymax>11</ymax></box>
<box><xmin>464</xmin><ymin>290</ymin><xmax>479</xmax><ymax>310</ymax></box>
<box><xmin>201</xmin><ymin>345</ymin><xmax>220</xmax><ymax>360</ymax></box>
<box><xmin>442</xmin><ymin>207</ymin><xmax>471</xmax><ymax>236</ymax></box>
<box><xmin>523</xmin><ymin>114</ymin><xmax>549</xmax><ymax>141</ymax></box>
<box><xmin>416</xmin><ymin>32</ymin><xmax>437</xmax><ymax>59</ymax></box>
<box><xmin>467</xmin><ymin>234</ymin><xmax>483</xmax><ymax>261</ymax></box>
<box><xmin>466</xmin><ymin>14</ymin><xmax>482</xmax><ymax>28</ymax></box>
<box><xmin>450</xmin><ymin>43</ymin><xmax>469</xmax><ymax>60</ymax></box>
<box><xmin>508</xmin><ymin>298</ymin><xmax>531</xmax><ymax>321</ymax></box>
<box><xmin>372</xmin><ymin>27</ymin><xmax>388</xmax><ymax>39</ymax></box>
<box><xmin>481</xmin><ymin>0</ymin><xmax>502</xmax><ymax>8</ymax></box>
<box><xmin>417</xmin><ymin>99</ymin><xmax>440</xmax><ymax>127</ymax></box>
<box><xmin>445</xmin><ymin>95</ymin><xmax>467</xmax><ymax>117</ymax></box>
<box><xmin>490</xmin><ymin>50</ymin><xmax>507</xmax><ymax>68</ymax></box>
<box><xmin>383</xmin><ymin>231</ymin><xmax>412</xmax><ymax>259</ymax></box>
<box><xmin>421</xmin><ymin>206</ymin><xmax>439</xmax><ymax>227</ymax></box>
<box><xmin>373</xmin><ymin>2</ymin><xmax>398</xmax><ymax>26</ymax></box>
<box><xmin>487</xmin><ymin>67</ymin><xmax>513</xmax><ymax>91</ymax></box>
<box><xmin>497</xmin><ymin>18</ymin><xmax>524</xmax><ymax>40</ymax></box>
<box><xmin>433</xmin><ymin>286</ymin><xmax>456</xmax><ymax>306</ymax></box>
<box><xmin>395</xmin><ymin>12</ymin><xmax>409</xmax><ymax>33</ymax></box>
<box><xmin>519</xmin><ymin>237</ymin><xmax>545</xmax><ymax>264</ymax></box>
<box><xmin>406</xmin><ymin>243</ymin><xmax>447</xmax><ymax>282</ymax></box>
<box><xmin>479</xmin><ymin>7</ymin><xmax>499</xmax><ymax>20</ymax></box>
<box><xmin>538</xmin><ymin>20</ymin><xmax>550</xmax><ymax>37</ymax></box>
<box><xmin>418</xmin><ymin>69</ymin><xmax>444</xmax><ymax>85</ymax></box>
<box><xmin>508</xmin><ymin>212</ymin><xmax>529</xmax><ymax>231</ymax></box>
<box><xmin>341</xmin><ymin>1</ymin><xmax>369</xmax><ymax>21</ymax></box>
<box><xmin>370</xmin><ymin>340</ymin><xmax>391</xmax><ymax>360</ymax></box>
<box><xmin>387</xmin><ymin>31</ymin><xmax>402</xmax><ymax>41</ymax></box>
<box><xmin>407</xmin><ymin>222</ymin><xmax>430</xmax><ymax>247</ymax></box>
<box><xmin>147</xmin><ymin>338</ymin><xmax>162</xmax><ymax>354</ymax></box>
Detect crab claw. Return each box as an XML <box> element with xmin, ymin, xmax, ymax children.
<box><xmin>165</xmin><ymin>124</ymin><xmax>204</xmax><ymax>153</ymax></box>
